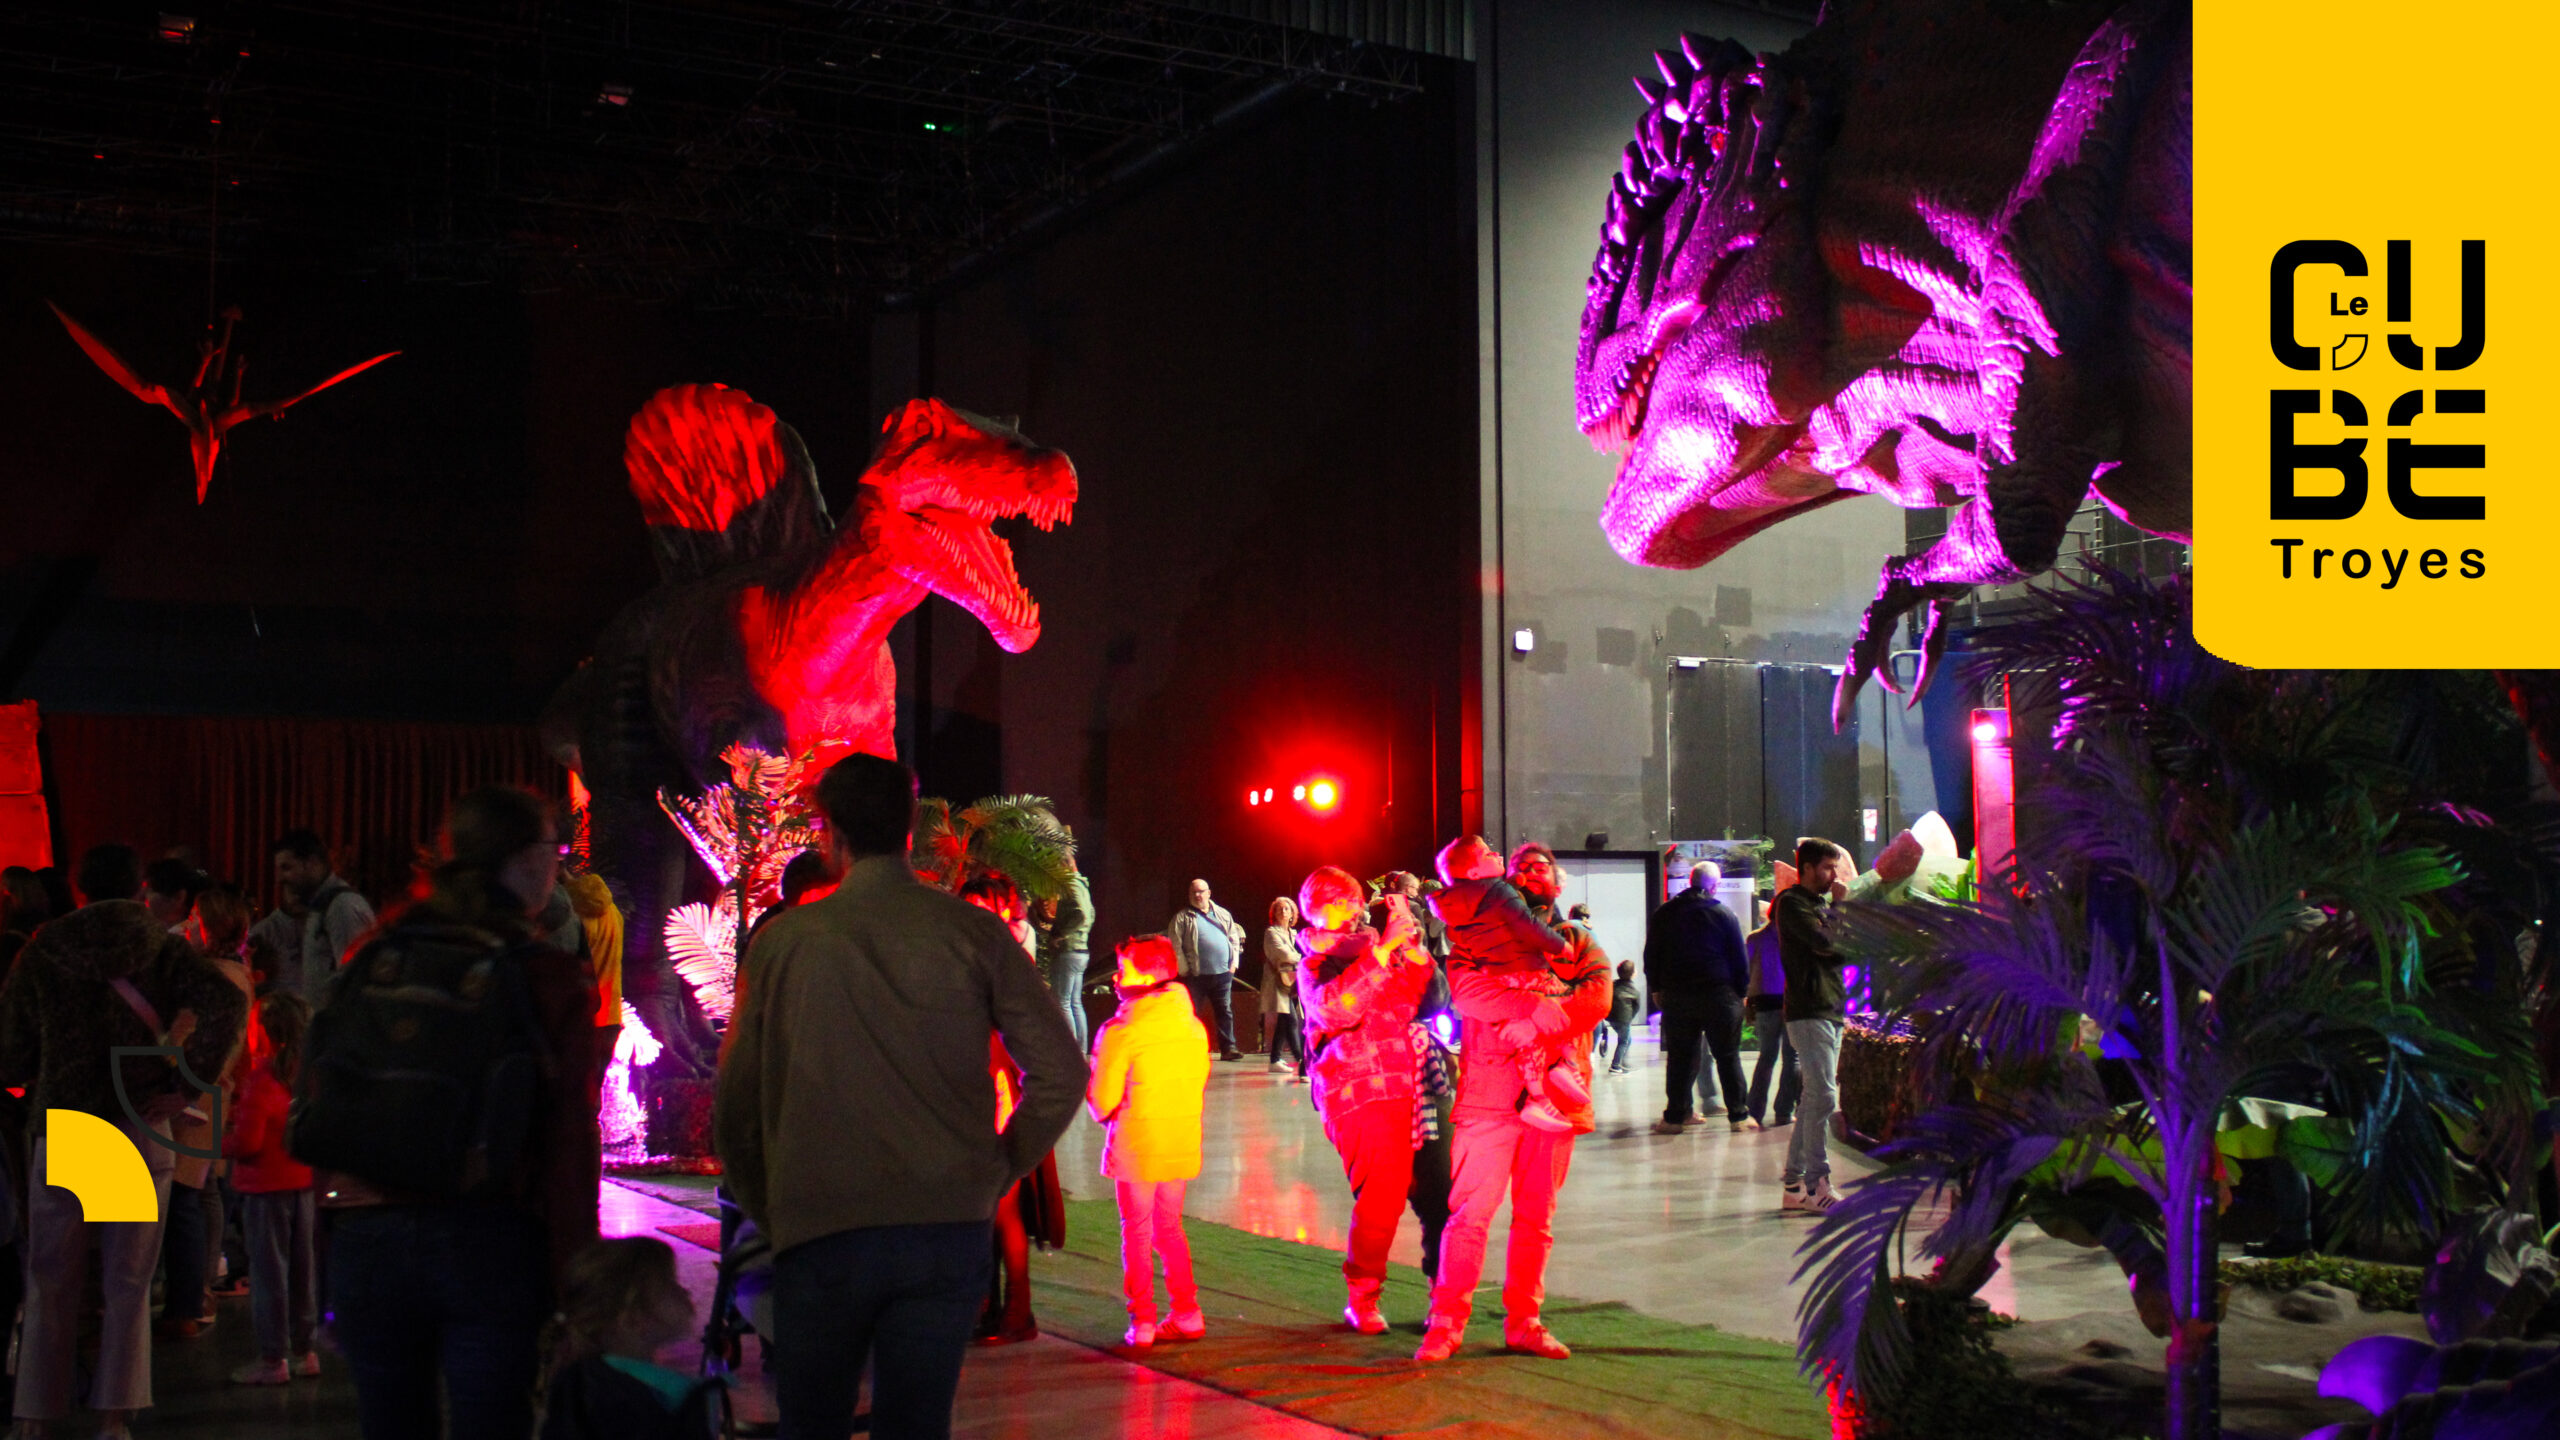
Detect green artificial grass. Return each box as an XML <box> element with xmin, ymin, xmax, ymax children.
<box><xmin>1028</xmin><ymin>1193</ymin><xmax>1831</xmax><ymax>1440</ymax></box>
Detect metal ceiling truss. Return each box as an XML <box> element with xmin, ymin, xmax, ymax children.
<box><xmin>0</xmin><ymin>1</ymin><xmax>1433</xmax><ymax>314</ymax></box>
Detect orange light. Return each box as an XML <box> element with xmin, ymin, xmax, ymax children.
<box><xmin>1306</xmin><ymin>779</ymin><xmax>1339</xmax><ymax>811</ymax></box>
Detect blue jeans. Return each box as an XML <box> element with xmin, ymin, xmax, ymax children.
<box><xmin>1186</xmin><ymin>972</ymin><xmax>1236</xmax><ymax>1053</ymax></box>
<box><xmin>1046</xmin><ymin>948</ymin><xmax>1090</xmax><ymax>1052</ymax></box>
<box><xmin>329</xmin><ymin>1206</ymin><xmax>549</xmax><ymax>1440</ymax></box>
<box><xmin>245</xmin><ymin>1189</ymin><xmax>319</xmax><ymax>1360</ymax></box>
<box><xmin>1784</xmin><ymin>1018</ymin><xmax>1844</xmax><ymax>1186</ymax></box>
<box><xmin>774</xmin><ymin>1220</ymin><xmax>992</xmax><ymax>1440</ymax></box>
<box><xmin>1748</xmin><ymin>1004</ymin><xmax>1801</xmax><ymax>1125</ymax></box>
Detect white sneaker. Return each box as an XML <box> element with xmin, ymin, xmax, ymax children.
<box><xmin>229</xmin><ymin>1358</ymin><xmax>290</xmax><ymax>1386</ymax></box>
<box><xmin>1781</xmin><ymin>1184</ymin><xmax>1809</xmax><ymax>1212</ymax></box>
<box><xmin>1796</xmin><ymin>1177</ymin><xmax>1839</xmax><ymax>1214</ymax></box>
<box><xmin>1124</xmin><ymin>1321</ymin><xmax>1157</xmax><ymax>1348</ymax></box>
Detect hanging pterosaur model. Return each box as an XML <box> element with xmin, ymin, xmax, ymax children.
<box><xmin>48</xmin><ymin>302</ymin><xmax>400</xmax><ymax>502</ymax></box>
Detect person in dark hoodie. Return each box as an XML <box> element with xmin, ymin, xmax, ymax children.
<box><xmin>0</xmin><ymin>842</ymin><xmax>247</xmax><ymax>1440</ymax></box>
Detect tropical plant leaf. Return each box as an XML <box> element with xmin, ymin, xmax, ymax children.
<box><xmin>664</xmin><ymin>900</ymin><xmax>739</xmax><ymax>1021</ymax></box>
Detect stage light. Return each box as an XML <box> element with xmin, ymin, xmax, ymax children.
<box><xmin>1246</xmin><ymin>789</ymin><xmax>1259</xmax><ymax>807</ymax></box>
<box><xmin>1512</xmin><ymin>628</ymin><xmax>1536</xmax><ymax>654</ymax></box>
<box><xmin>597</xmin><ymin>83</ymin><xmax>633</xmax><ymax>107</ymax></box>
<box><xmin>1291</xmin><ymin>784</ymin><xmax>1306</xmax><ymax>801</ymax></box>
<box><xmin>1971</xmin><ymin>720</ymin><xmax>1997</xmax><ymax>744</ymax></box>
<box><xmin>1306</xmin><ymin>779</ymin><xmax>1339</xmax><ymax>811</ymax></box>
<box><xmin>156</xmin><ymin>14</ymin><xmax>195</xmax><ymax>45</ymax></box>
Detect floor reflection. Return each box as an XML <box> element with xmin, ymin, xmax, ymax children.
<box><xmin>1055</xmin><ymin>1032</ymin><xmax>2133</xmax><ymax>1342</ymax></box>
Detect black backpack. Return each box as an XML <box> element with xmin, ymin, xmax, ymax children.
<box><xmin>289</xmin><ymin>920</ymin><xmax>547</xmax><ymax>1202</ymax></box>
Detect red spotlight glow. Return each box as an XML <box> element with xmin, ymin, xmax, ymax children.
<box><xmin>1307</xmin><ymin>779</ymin><xmax>1339</xmax><ymax>810</ymax></box>
<box><xmin>1970</xmin><ymin>721</ymin><xmax>1998</xmax><ymax>744</ymax></box>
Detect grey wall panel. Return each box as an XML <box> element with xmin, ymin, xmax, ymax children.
<box><xmin>1665</xmin><ymin>659</ymin><xmax>1762</xmax><ymax>840</ymax></box>
<box><xmin>1760</xmin><ymin>664</ymin><xmax>1861</xmax><ymax>856</ymax></box>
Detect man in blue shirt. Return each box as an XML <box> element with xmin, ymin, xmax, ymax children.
<box><xmin>1171</xmin><ymin>878</ymin><xmax>1248</xmax><ymax>1060</ymax></box>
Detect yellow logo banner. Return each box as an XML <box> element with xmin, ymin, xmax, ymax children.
<box><xmin>2194</xmin><ymin>4</ymin><xmax>2560</xmax><ymax>666</ymax></box>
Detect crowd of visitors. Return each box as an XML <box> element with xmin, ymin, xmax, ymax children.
<box><xmin>0</xmin><ymin>750</ymin><xmax>1887</xmax><ymax>1440</ymax></box>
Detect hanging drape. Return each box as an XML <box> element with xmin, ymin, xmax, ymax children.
<box><xmin>41</xmin><ymin>712</ymin><xmax>566</xmax><ymax>909</ymax></box>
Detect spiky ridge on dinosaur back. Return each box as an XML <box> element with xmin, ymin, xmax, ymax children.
<box><xmin>1572</xmin><ymin>0</ymin><xmax>2191</xmax><ymax>723</ymax></box>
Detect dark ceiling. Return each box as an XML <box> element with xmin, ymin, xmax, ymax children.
<box><xmin>0</xmin><ymin>1</ymin><xmax>1438</xmax><ymax>316</ymax></box>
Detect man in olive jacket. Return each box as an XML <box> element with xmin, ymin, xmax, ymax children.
<box><xmin>717</xmin><ymin>755</ymin><xmax>1087</xmax><ymax>1440</ymax></box>
<box><xmin>1776</xmin><ymin>837</ymin><xmax>1852</xmax><ymax>1215</ymax></box>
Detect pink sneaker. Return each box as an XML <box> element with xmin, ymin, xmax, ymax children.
<box><xmin>1504</xmin><ymin>1324</ymin><xmax>1572</xmax><ymax>1360</ymax></box>
<box><xmin>1542</xmin><ymin>1060</ymin><xmax>1590</xmax><ymax>1109</ymax></box>
<box><xmin>1415</xmin><ymin>1321</ymin><xmax>1464</xmax><ymax>1362</ymax></box>
<box><xmin>1162</xmin><ymin>1310</ymin><xmax>1206</xmax><ymax>1341</ymax></box>
<box><xmin>1124</xmin><ymin>1321</ymin><xmax>1157</xmax><ymax>1348</ymax></box>
<box><xmin>1518</xmin><ymin>1093</ymin><xmax>1575</xmax><ymax>1133</ymax></box>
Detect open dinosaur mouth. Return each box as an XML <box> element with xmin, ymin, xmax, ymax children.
<box><xmin>903</xmin><ymin>487</ymin><xmax>1072</xmax><ymax>653</ymax></box>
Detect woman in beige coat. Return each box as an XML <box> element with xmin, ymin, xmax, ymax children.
<box><xmin>1259</xmin><ymin>897</ymin><xmax>1303</xmax><ymax>1077</ymax></box>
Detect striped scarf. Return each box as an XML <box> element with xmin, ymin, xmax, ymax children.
<box><xmin>1410</xmin><ymin>1023</ymin><xmax>1454</xmax><ymax>1151</ymax></box>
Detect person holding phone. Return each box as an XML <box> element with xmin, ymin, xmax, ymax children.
<box><xmin>1296</xmin><ymin>867</ymin><xmax>1437</xmax><ymax>1336</ymax></box>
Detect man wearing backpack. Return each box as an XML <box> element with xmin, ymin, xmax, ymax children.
<box><xmin>271</xmin><ymin>829</ymin><xmax>376</xmax><ymax>1008</ymax></box>
<box><xmin>719</xmin><ymin>754</ymin><xmax>1087</xmax><ymax>1440</ymax></box>
<box><xmin>294</xmin><ymin>789</ymin><xmax>600</xmax><ymax>1440</ymax></box>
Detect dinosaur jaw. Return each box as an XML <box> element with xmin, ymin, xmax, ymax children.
<box><xmin>894</xmin><ymin>505</ymin><xmax>1047</xmax><ymax>653</ymax></box>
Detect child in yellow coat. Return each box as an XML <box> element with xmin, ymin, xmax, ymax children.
<box><xmin>1086</xmin><ymin>934</ymin><xmax>1212</xmax><ymax>1348</ymax></box>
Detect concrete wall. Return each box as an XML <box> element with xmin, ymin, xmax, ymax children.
<box><xmin>1479</xmin><ymin>0</ymin><xmax>1939</xmax><ymax>866</ymax></box>
<box><xmin>876</xmin><ymin>67</ymin><xmax>1482</xmax><ymax>954</ymax></box>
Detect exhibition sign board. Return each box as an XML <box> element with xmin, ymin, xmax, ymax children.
<box><xmin>2194</xmin><ymin>3</ymin><xmax>2560</xmax><ymax>666</ymax></box>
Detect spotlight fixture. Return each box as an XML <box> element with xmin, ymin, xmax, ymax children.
<box><xmin>155</xmin><ymin>13</ymin><xmax>195</xmax><ymax>44</ymax></box>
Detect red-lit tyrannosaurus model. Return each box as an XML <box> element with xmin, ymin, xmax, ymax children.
<box><xmin>543</xmin><ymin>384</ymin><xmax>1076</xmax><ymax>1072</ymax></box>
<box><xmin>1573</xmin><ymin>0</ymin><xmax>2190</xmax><ymax>727</ymax></box>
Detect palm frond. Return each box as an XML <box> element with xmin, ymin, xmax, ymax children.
<box><xmin>664</xmin><ymin>900</ymin><xmax>739</xmax><ymax>1021</ymax></box>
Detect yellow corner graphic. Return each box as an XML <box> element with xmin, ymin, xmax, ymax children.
<box><xmin>44</xmin><ymin>1109</ymin><xmax>157</xmax><ymax>1222</ymax></box>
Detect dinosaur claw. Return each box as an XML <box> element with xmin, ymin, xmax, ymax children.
<box><xmin>1905</xmin><ymin>595</ymin><xmax>1964</xmax><ymax>709</ymax></box>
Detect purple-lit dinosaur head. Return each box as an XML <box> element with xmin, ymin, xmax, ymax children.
<box><xmin>1575</xmin><ymin>28</ymin><xmax>1993</xmax><ymax>571</ymax></box>
<box><xmin>1573</xmin><ymin>3</ymin><xmax>2191</xmax><ymax>726</ymax></box>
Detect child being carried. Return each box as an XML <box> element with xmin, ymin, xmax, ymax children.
<box><xmin>1430</xmin><ymin>836</ymin><xmax>1602</xmax><ymax>1133</ymax></box>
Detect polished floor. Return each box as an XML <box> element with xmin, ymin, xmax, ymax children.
<box><xmin>1050</xmin><ymin>1026</ymin><xmax>2134</xmax><ymax>1344</ymax></box>
<box><xmin>119</xmin><ymin>1024</ymin><xmax>2145</xmax><ymax>1435</ymax></box>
